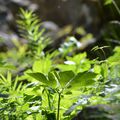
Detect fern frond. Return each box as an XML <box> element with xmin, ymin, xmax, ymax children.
<box><xmin>17</xmin><ymin>8</ymin><xmax>50</xmax><ymax>57</ymax></box>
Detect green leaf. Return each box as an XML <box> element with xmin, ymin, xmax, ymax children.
<box><xmin>59</xmin><ymin>71</ymin><xmax>75</xmax><ymax>87</ymax></box>
<box><xmin>101</xmin><ymin>63</ymin><xmax>108</xmax><ymax>79</ymax></box>
<box><xmin>94</xmin><ymin>65</ymin><xmax>101</xmax><ymax>74</ymax></box>
<box><xmin>57</xmin><ymin>52</ymin><xmax>91</xmax><ymax>73</ymax></box>
<box><xmin>28</xmin><ymin>72</ymin><xmax>48</xmax><ymax>84</ymax></box>
<box><xmin>33</xmin><ymin>58</ymin><xmax>51</xmax><ymax>74</ymax></box>
<box><xmin>66</xmin><ymin>52</ymin><xmax>87</xmax><ymax>65</ymax></box>
<box><xmin>71</xmin><ymin>72</ymin><xmax>97</xmax><ymax>88</ymax></box>
<box><xmin>104</xmin><ymin>0</ymin><xmax>112</xmax><ymax>5</ymax></box>
<box><xmin>57</xmin><ymin>64</ymin><xmax>76</xmax><ymax>72</ymax></box>
<box><xmin>48</xmin><ymin>72</ymin><xmax>58</xmax><ymax>88</ymax></box>
<box><xmin>0</xmin><ymin>64</ymin><xmax>16</xmax><ymax>70</ymax></box>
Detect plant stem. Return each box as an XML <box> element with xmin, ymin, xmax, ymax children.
<box><xmin>46</xmin><ymin>89</ymin><xmax>52</xmax><ymax>110</ymax></box>
<box><xmin>57</xmin><ymin>92</ymin><xmax>61</xmax><ymax>120</ymax></box>
<box><xmin>48</xmin><ymin>92</ymin><xmax>52</xmax><ymax>110</ymax></box>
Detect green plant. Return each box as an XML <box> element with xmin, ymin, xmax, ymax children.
<box><xmin>28</xmin><ymin>70</ymin><xmax>97</xmax><ymax>120</ymax></box>
<box><xmin>0</xmin><ymin>8</ymin><xmax>120</xmax><ymax>120</ymax></box>
<box><xmin>57</xmin><ymin>52</ymin><xmax>91</xmax><ymax>73</ymax></box>
<box><xmin>17</xmin><ymin>8</ymin><xmax>50</xmax><ymax>58</ymax></box>
<box><xmin>104</xmin><ymin>0</ymin><xmax>120</xmax><ymax>15</ymax></box>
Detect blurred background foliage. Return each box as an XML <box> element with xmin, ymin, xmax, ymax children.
<box><xmin>0</xmin><ymin>0</ymin><xmax>120</xmax><ymax>59</ymax></box>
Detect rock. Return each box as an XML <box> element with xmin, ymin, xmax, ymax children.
<box><xmin>33</xmin><ymin>0</ymin><xmax>101</xmax><ymax>30</ymax></box>
<box><xmin>72</xmin><ymin>104</ymin><xmax>120</xmax><ymax>120</ymax></box>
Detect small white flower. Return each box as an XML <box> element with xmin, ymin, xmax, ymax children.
<box><xmin>64</xmin><ymin>61</ymin><xmax>75</xmax><ymax>65</ymax></box>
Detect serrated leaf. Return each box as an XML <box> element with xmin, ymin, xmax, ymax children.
<box><xmin>28</xmin><ymin>72</ymin><xmax>48</xmax><ymax>84</ymax></box>
<box><xmin>59</xmin><ymin>70</ymin><xmax>75</xmax><ymax>87</ymax></box>
<box><xmin>71</xmin><ymin>72</ymin><xmax>97</xmax><ymax>88</ymax></box>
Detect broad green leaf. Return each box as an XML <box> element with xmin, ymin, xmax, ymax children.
<box><xmin>57</xmin><ymin>64</ymin><xmax>76</xmax><ymax>72</ymax></box>
<box><xmin>71</xmin><ymin>72</ymin><xmax>97</xmax><ymax>88</ymax></box>
<box><xmin>28</xmin><ymin>72</ymin><xmax>49</xmax><ymax>84</ymax></box>
<box><xmin>33</xmin><ymin>58</ymin><xmax>52</xmax><ymax>74</ymax></box>
<box><xmin>59</xmin><ymin>70</ymin><xmax>75</xmax><ymax>87</ymax></box>
<box><xmin>24</xmin><ymin>88</ymin><xmax>35</xmax><ymax>95</ymax></box>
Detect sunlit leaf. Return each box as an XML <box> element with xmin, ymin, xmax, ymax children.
<box><xmin>28</xmin><ymin>72</ymin><xmax>49</xmax><ymax>84</ymax></box>
<box><xmin>104</xmin><ymin>0</ymin><xmax>113</xmax><ymax>5</ymax></box>
<box><xmin>71</xmin><ymin>72</ymin><xmax>97</xmax><ymax>88</ymax></box>
<box><xmin>48</xmin><ymin>72</ymin><xmax>58</xmax><ymax>87</ymax></box>
<box><xmin>33</xmin><ymin>57</ymin><xmax>52</xmax><ymax>74</ymax></box>
<box><xmin>59</xmin><ymin>70</ymin><xmax>75</xmax><ymax>87</ymax></box>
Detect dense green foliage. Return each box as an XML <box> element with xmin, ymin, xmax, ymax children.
<box><xmin>0</xmin><ymin>2</ymin><xmax>120</xmax><ymax>119</ymax></box>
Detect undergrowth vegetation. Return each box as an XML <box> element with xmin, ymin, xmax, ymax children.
<box><xmin>0</xmin><ymin>1</ymin><xmax>120</xmax><ymax>119</ymax></box>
